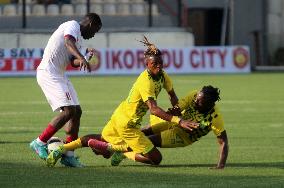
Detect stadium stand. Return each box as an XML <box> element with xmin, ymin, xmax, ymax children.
<box><xmin>150</xmin><ymin>3</ymin><xmax>159</xmax><ymax>16</ymax></box>
<box><xmin>74</xmin><ymin>3</ymin><xmax>86</xmax><ymax>15</ymax></box>
<box><xmin>31</xmin><ymin>4</ymin><xmax>45</xmax><ymax>16</ymax></box>
<box><xmin>0</xmin><ymin>0</ymin><xmax>10</xmax><ymax>4</ymax></box>
<box><xmin>103</xmin><ymin>0</ymin><xmax>117</xmax><ymax>16</ymax></box>
<box><xmin>90</xmin><ymin>3</ymin><xmax>103</xmax><ymax>15</ymax></box>
<box><xmin>0</xmin><ymin>0</ymin><xmax>157</xmax><ymax>17</ymax></box>
<box><xmin>18</xmin><ymin>0</ymin><xmax>34</xmax><ymax>4</ymax></box>
<box><xmin>117</xmin><ymin>2</ymin><xmax>131</xmax><ymax>16</ymax></box>
<box><xmin>18</xmin><ymin>4</ymin><xmax>32</xmax><ymax>16</ymax></box>
<box><xmin>0</xmin><ymin>0</ymin><xmax>168</xmax><ymax>29</ymax></box>
<box><xmin>61</xmin><ymin>4</ymin><xmax>73</xmax><ymax>15</ymax></box>
<box><xmin>3</xmin><ymin>4</ymin><xmax>17</xmax><ymax>16</ymax></box>
<box><xmin>46</xmin><ymin>4</ymin><xmax>59</xmax><ymax>16</ymax></box>
<box><xmin>71</xmin><ymin>0</ymin><xmax>85</xmax><ymax>3</ymax></box>
<box><xmin>131</xmin><ymin>2</ymin><xmax>145</xmax><ymax>15</ymax></box>
<box><xmin>90</xmin><ymin>0</ymin><xmax>103</xmax><ymax>3</ymax></box>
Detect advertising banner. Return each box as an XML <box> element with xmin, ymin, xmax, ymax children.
<box><xmin>0</xmin><ymin>46</ymin><xmax>250</xmax><ymax>76</ymax></box>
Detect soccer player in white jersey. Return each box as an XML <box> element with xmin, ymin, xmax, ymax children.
<box><xmin>30</xmin><ymin>13</ymin><xmax>102</xmax><ymax>167</ymax></box>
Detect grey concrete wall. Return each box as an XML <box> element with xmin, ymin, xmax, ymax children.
<box><xmin>0</xmin><ymin>31</ymin><xmax>194</xmax><ymax>49</ymax></box>
<box><xmin>184</xmin><ymin>0</ymin><xmax>265</xmax><ymax>66</ymax></box>
<box><xmin>186</xmin><ymin>0</ymin><xmax>226</xmax><ymax>8</ymax></box>
<box><xmin>233</xmin><ymin>0</ymin><xmax>266</xmax><ymax>66</ymax></box>
<box><xmin>0</xmin><ymin>15</ymin><xmax>174</xmax><ymax>30</ymax></box>
<box><xmin>267</xmin><ymin>0</ymin><xmax>284</xmax><ymax>64</ymax></box>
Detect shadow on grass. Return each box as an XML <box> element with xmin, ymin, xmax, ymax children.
<box><xmin>0</xmin><ymin>141</ymin><xmax>30</xmax><ymax>144</ymax></box>
<box><xmin>0</xmin><ymin>161</ymin><xmax>283</xmax><ymax>188</ymax></box>
<box><xmin>0</xmin><ymin>130</ymin><xmax>39</xmax><ymax>134</ymax></box>
<box><xmin>122</xmin><ymin>162</ymin><xmax>284</xmax><ymax>169</ymax></box>
<box><xmin>228</xmin><ymin>162</ymin><xmax>284</xmax><ymax>169</ymax></box>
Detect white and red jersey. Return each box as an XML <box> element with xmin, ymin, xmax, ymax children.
<box><xmin>37</xmin><ymin>20</ymin><xmax>84</xmax><ymax>76</ymax></box>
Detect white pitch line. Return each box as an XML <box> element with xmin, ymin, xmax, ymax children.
<box><xmin>174</xmin><ymin>79</ymin><xmax>201</xmax><ymax>84</ymax></box>
<box><xmin>0</xmin><ymin>100</ymin><xmax>121</xmax><ymax>105</ymax></box>
<box><xmin>0</xmin><ymin>126</ymin><xmax>105</xmax><ymax>131</ymax></box>
<box><xmin>1</xmin><ymin>99</ymin><xmax>283</xmax><ymax>105</ymax></box>
<box><xmin>268</xmin><ymin>123</ymin><xmax>283</xmax><ymax>128</ymax></box>
<box><xmin>0</xmin><ymin>100</ymin><xmax>171</xmax><ymax>106</ymax></box>
<box><xmin>0</xmin><ymin>110</ymin><xmax>114</xmax><ymax>116</ymax></box>
<box><xmin>222</xmin><ymin>100</ymin><xmax>284</xmax><ymax>104</ymax></box>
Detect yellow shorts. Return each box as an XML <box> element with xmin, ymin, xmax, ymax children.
<box><xmin>102</xmin><ymin>114</ymin><xmax>154</xmax><ymax>154</ymax></box>
<box><xmin>151</xmin><ymin>122</ymin><xmax>192</xmax><ymax>148</ymax></box>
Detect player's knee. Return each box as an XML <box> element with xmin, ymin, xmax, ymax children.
<box><xmin>75</xmin><ymin>106</ymin><xmax>82</xmax><ymax>119</ymax></box>
<box><xmin>141</xmin><ymin>125</ymin><xmax>154</xmax><ymax>136</ymax></box>
<box><xmin>63</xmin><ymin>106</ymin><xmax>76</xmax><ymax>119</ymax></box>
<box><xmin>152</xmin><ymin>154</ymin><xmax>162</xmax><ymax>165</ymax></box>
<box><xmin>149</xmin><ymin>148</ymin><xmax>162</xmax><ymax>165</ymax></box>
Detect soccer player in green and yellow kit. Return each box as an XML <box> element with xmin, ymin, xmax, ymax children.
<box><xmin>141</xmin><ymin>85</ymin><xmax>229</xmax><ymax>169</ymax></box>
<box><xmin>46</xmin><ymin>36</ymin><xmax>199</xmax><ymax>167</ymax></box>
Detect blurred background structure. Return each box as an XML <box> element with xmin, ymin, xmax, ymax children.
<box><xmin>0</xmin><ymin>0</ymin><xmax>284</xmax><ymax>71</ymax></box>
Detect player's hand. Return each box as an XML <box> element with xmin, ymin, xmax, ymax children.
<box><xmin>179</xmin><ymin>120</ymin><xmax>199</xmax><ymax>131</ymax></box>
<box><xmin>79</xmin><ymin>57</ymin><xmax>91</xmax><ymax>72</ymax></box>
<box><xmin>86</xmin><ymin>48</ymin><xmax>99</xmax><ymax>58</ymax></box>
<box><xmin>167</xmin><ymin>106</ymin><xmax>182</xmax><ymax>116</ymax></box>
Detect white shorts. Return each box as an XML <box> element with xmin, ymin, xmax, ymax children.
<box><xmin>37</xmin><ymin>69</ymin><xmax>79</xmax><ymax>112</ymax></box>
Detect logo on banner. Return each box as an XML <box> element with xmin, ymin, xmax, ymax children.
<box><xmin>89</xmin><ymin>54</ymin><xmax>100</xmax><ymax>71</ymax></box>
<box><xmin>233</xmin><ymin>47</ymin><xmax>249</xmax><ymax>69</ymax></box>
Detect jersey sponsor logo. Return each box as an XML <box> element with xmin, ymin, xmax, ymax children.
<box><xmin>65</xmin><ymin>92</ymin><xmax>71</xmax><ymax>100</ymax></box>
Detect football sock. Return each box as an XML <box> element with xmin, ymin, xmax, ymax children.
<box><xmin>65</xmin><ymin>134</ymin><xmax>78</xmax><ymax>143</ymax></box>
<box><xmin>65</xmin><ymin>151</ymin><xmax>74</xmax><ymax>157</ymax></box>
<box><xmin>123</xmin><ymin>152</ymin><xmax>136</xmax><ymax>161</ymax></box>
<box><xmin>63</xmin><ymin>138</ymin><xmax>82</xmax><ymax>151</ymax></box>
<box><xmin>38</xmin><ymin>123</ymin><xmax>57</xmax><ymax>143</ymax></box>
<box><xmin>88</xmin><ymin>139</ymin><xmax>109</xmax><ymax>151</ymax></box>
<box><xmin>109</xmin><ymin>144</ymin><xmax>128</xmax><ymax>152</ymax></box>
<box><xmin>36</xmin><ymin>138</ymin><xmax>46</xmax><ymax>145</ymax></box>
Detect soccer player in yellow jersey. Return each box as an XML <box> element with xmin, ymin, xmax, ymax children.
<box><xmin>46</xmin><ymin>36</ymin><xmax>198</xmax><ymax>167</ymax></box>
<box><xmin>141</xmin><ymin>85</ymin><xmax>229</xmax><ymax>169</ymax></box>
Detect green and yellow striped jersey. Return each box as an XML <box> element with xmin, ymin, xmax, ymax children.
<box><xmin>113</xmin><ymin>70</ymin><xmax>173</xmax><ymax>128</ymax></box>
<box><xmin>150</xmin><ymin>90</ymin><xmax>224</xmax><ymax>142</ymax></box>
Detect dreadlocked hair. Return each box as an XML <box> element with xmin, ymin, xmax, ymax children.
<box><xmin>138</xmin><ymin>35</ymin><xmax>161</xmax><ymax>58</ymax></box>
<box><xmin>201</xmin><ymin>85</ymin><xmax>221</xmax><ymax>103</ymax></box>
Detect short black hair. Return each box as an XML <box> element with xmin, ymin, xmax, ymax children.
<box><xmin>201</xmin><ymin>85</ymin><xmax>221</xmax><ymax>104</ymax></box>
<box><xmin>85</xmin><ymin>13</ymin><xmax>102</xmax><ymax>28</ymax></box>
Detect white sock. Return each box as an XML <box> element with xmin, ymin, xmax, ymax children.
<box><xmin>36</xmin><ymin>138</ymin><xmax>46</xmax><ymax>145</ymax></box>
<box><xmin>65</xmin><ymin>151</ymin><xmax>74</xmax><ymax>157</ymax></box>
<box><xmin>107</xmin><ymin>143</ymin><xmax>112</xmax><ymax>151</ymax></box>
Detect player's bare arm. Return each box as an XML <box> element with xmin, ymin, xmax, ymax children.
<box><xmin>167</xmin><ymin>89</ymin><xmax>179</xmax><ymax>107</ymax></box>
<box><xmin>211</xmin><ymin>130</ymin><xmax>229</xmax><ymax>169</ymax></box>
<box><xmin>64</xmin><ymin>36</ymin><xmax>91</xmax><ymax>72</ymax></box>
<box><xmin>146</xmin><ymin>98</ymin><xmax>199</xmax><ymax>131</ymax></box>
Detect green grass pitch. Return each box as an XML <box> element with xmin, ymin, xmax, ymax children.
<box><xmin>0</xmin><ymin>73</ymin><xmax>283</xmax><ymax>187</ymax></box>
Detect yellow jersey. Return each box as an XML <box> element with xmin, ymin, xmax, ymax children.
<box><xmin>150</xmin><ymin>90</ymin><xmax>224</xmax><ymax>143</ymax></box>
<box><xmin>113</xmin><ymin>70</ymin><xmax>173</xmax><ymax>128</ymax></box>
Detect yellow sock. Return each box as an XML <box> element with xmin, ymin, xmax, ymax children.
<box><xmin>110</xmin><ymin>143</ymin><xmax>129</xmax><ymax>152</ymax></box>
<box><xmin>63</xmin><ymin>138</ymin><xmax>82</xmax><ymax>151</ymax></box>
<box><xmin>123</xmin><ymin>152</ymin><xmax>136</xmax><ymax>161</ymax></box>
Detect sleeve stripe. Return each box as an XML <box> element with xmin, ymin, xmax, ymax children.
<box><xmin>64</xmin><ymin>34</ymin><xmax>76</xmax><ymax>42</ymax></box>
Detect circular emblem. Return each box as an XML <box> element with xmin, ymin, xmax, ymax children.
<box><xmin>233</xmin><ymin>47</ymin><xmax>249</xmax><ymax>69</ymax></box>
<box><xmin>89</xmin><ymin>54</ymin><xmax>100</xmax><ymax>71</ymax></box>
